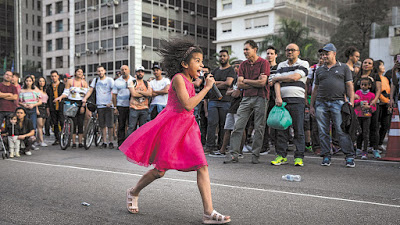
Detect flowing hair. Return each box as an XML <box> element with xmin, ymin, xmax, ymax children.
<box><xmin>158</xmin><ymin>39</ymin><xmax>203</xmax><ymax>79</ymax></box>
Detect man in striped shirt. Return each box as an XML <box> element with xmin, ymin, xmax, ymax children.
<box><xmin>269</xmin><ymin>43</ymin><xmax>309</xmax><ymax>167</ymax></box>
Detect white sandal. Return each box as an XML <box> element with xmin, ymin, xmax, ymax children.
<box><xmin>203</xmin><ymin>210</ymin><xmax>231</xmax><ymax>224</ymax></box>
<box><xmin>126</xmin><ymin>189</ymin><xmax>139</xmax><ymax>214</ymax></box>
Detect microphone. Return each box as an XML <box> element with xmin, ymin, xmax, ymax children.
<box><xmin>212</xmin><ymin>83</ymin><xmax>223</xmax><ymax>100</ymax></box>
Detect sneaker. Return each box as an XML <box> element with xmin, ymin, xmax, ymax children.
<box><xmin>259</xmin><ymin>148</ymin><xmax>270</xmax><ymax>156</ymax></box>
<box><xmin>346</xmin><ymin>158</ymin><xmax>355</xmax><ymax>168</ymax></box>
<box><xmin>223</xmin><ymin>154</ymin><xmax>239</xmax><ymax>164</ymax></box>
<box><xmin>372</xmin><ymin>150</ymin><xmax>381</xmax><ymax>159</ymax></box>
<box><xmin>355</xmin><ymin>149</ymin><xmax>362</xmax><ymax>158</ymax></box>
<box><xmin>321</xmin><ymin>157</ymin><xmax>331</xmax><ymax>166</ymax></box>
<box><xmin>361</xmin><ymin>152</ymin><xmax>368</xmax><ymax>160</ymax></box>
<box><xmin>109</xmin><ymin>142</ymin><xmax>114</xmax><ymax>149</ymax></box>
<box><xmin>238</xmin><ymin>154</ymin><xmax>244</xmax><ymax>159</ymax></box>
<box><xmin>271</xmin><ymin>155</ymin><xmax>288</xmax><ymax>166</ymax></box>
<box><xmin>294</xmin><ymin>158</ymin><xmax>304</xmax><ymax>167</ymax></box>
<box><xmin>100</xmin><ymin>143</ymin><xmax>107</xmax><ymax>149</ymax></box>
<box><xmin>243</xmin><ymin>145</ymin><xmax>252</xmax><ymax>153</ymax></box>
<box><xmin>52</xmin><ymin>140</ymin><xmax>60</xmax><ymax>146</ymax></box>
<box><xmin>72</xmin><ymin>143</ymin><xmax>77</xmax><ymax>149</ymax></box>
<box><xmin>40</xmin><ymin>142</ymin><xmax>48</xmax><ymax>147</ymax></box>
<box><xmin>78</xmin><ymin>143</ymin><xmax>83</xmax><ymax>148</ymax></box>
<box><xmin>251</xmin><ymin>155</ymin><xmax>260</xmax><ymax>164</ymax></box>
<box><xmin>16</xmin><ymin>152</ymin><xmax>20</xmax><ymax>157</ymax></box>
<box><xmin>209</xmin><ymin>150</ymin><xmax>225</xmax><ymax>158</ymax></box>
<box><xmin>305</xmin><ymin>145</ymin><xmax>313</xmax><ymax>153</ymax></box>
<box><xmin>25</xmin><ymin>151</ymin><xmax>32</xmax><ymax>156</ymax></box>
<box><xmin>9</xmin><ymin>153</ymin><xmax>14</xmax><ymax>158</ymax></box>
<box><xmin>33</xmin><ymin>146</ymin><xmax>40</xmax><ymax>151</ymax></box>
<box><xmin>377</xmin><ymin>145</ymin><xmax>386</xmax><ymax>152</ymax></box>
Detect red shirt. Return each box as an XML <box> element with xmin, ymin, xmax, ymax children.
<box><xmin>0</xmin><ymin>82</ymin><xmax>18</xmax><ymax>112</ymax></box>
<box><xmin>238</xmin><ymin>57</ymin><xmax>270</xmax><ymax>99</ymax></box>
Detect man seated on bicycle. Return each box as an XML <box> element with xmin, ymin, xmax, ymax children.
<box><xmin>83</xmin><ymin>65</ymin><xmax>115</xmax><ymax>149</ymax></box>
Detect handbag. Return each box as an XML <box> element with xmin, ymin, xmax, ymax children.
<box><xmin>267</xmin><ymin>102</ymin><xmax>292</xmax><ymax>130</ymax></box>
<box><xmin>63</xmin><ymin>101</ymin><xmax>79</xmax><ymax>117</ymax></box>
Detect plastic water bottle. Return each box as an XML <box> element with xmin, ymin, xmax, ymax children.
<box><xmin>282</xmin><ymin>174</ymin><xmax>301</xmax><ymax>182</ymax></box>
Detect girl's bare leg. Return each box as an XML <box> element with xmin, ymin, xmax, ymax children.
<box><xmin>37</xmin><ymin>118</ymin><xmax>44</xmax><ymax>144</ymax></box>
<box><xmin>129</xmin><ymin>168</ymin><xmax>165</xmax><ymax>196</ymax></box>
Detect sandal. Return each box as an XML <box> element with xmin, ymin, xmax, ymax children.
<box><xmin>126</xmin><ymin>189</ymin><xmax>139</xmax><ymax>214</ymax></box>
<box><xmin>203</xmin><ymin>210</ymin><xmax>231</xmax><ymax>224</ymax></box>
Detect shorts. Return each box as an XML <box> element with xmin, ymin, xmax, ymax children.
<box><xmin>224</xmin><ymin>113</ymin><xmax>239</xmax><ymax>130</ymax></box>
<box><xmin>37</xmin><ymin>105</ymin><xmax>48</xmax><ymax>119</ymax></box>
<box><xmin>98</xmin><ymin>107</ymin><xmax>114</xmax><ymax>128</ymax></box>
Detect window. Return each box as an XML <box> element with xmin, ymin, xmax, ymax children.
<box><xmin>38</xmin><ymin>47</ymin><xmax>42</xmax><ymax>56</ymax></box>
<box><xmin>56</xmin><ymin>38</ymin><xmax>63</xmax><ymax>50</ymax></box>
<box><xmin>37</xmin><ymin>16</ymin><xmax>41</xmax><ymax>25</ymax></box>
<box><xmin>32</xmin><ymin>31</ymin><xmax>35</xmax><ymax>41</ymax></box>
<box><xmin>46</xmin><ymin>40</ymin><xmax>52</xmax><ymax>52</ymax></box>
<box><xmin>26</xmin><ymin>29</ymin><xmax>29</xmax><ymax>40</ymax></box>
<box><xmin>26</xmin><ymin>45</ymin><xmax>29</xmax><ymax>55</ymax></box>
<box><xmin>37</xmin><ymin>1</ymin><xmax>41</xmax><ymax>10</ymax></box>
<box><xmin>26</xmin><ymin>14</ymin><xmax>28</xmax><ymax>24</ymax></box>
<box><xmin>56</xmin><ymin>1</ymin><xmax>63</xmax><ymax>13</ymax></box>
<box><xmin>46</xmin><ymin>58</ymin><xmax>52</xmax><ymax>70</ymax></box>
<box><xmin>32</xmin><ymin>0</ymin><xmax>35</xmax><ymax>9</ymax></box>
<box><xmin>221</xmin><ymin>22</ymin><xmax>232</xmax><ymax>33</ymax></box>
<box><xmin>222</xmin><ymin>0</ymin><xmax>232</xmax><ymax>10</ymax></box>
<box><xmin>46</xmin><ymin>4</ymin><xmax>52</xmax><ymax>16</ymax></box>
<box><xmin>245</xmin><ymin>16</ymin><xmax>269</xmax><ymax>29</ymax></box>
<box><xmin>46</xmin><ymin>22</ymin><xmax>52</xmax><ymax>34</ymax></box>
<box><xmin>221</xmin><ymin>45</ymin><xmax>232</xmax><ymax>54</ymax></box>
<box><xmin>32</xmin><ymin>46</ymin><xmax>35</xmax><ymax>56</ymax></box>
<box><xmin>246</xmin><ymin>0</ymin><xmax>269</xmax><ymax>5</ymax></box>
<box><xmin>245</xmin><ymin>18</ymin><xmax>252</xmax><ymax>29</ymax></box>
<box><xmin>56</xmin><ymin>20</ymin><xmax>63</xmax><ymax>32</ymax></box>
<box><xmin>38</xmin><ymin>32</ymin><xmax>42</xmax><ymax>41</ymax></box>
<box><xmin>142</xmin><ymin>37</ymin><xmax>151</xmax><ymax>47</ymax></box>
<box><xmin>32</xmin><ymin>15</ymin><xmax>35</xmax><ymax>25</ymax></box>
<box><xmin>56</xmin><ymin>57</ymin><xmax>63</xmax><ymax>68</ymax></box>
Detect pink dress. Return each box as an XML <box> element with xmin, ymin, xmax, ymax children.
<box><xmin>119</xmin><ymin>73</ymin><xmax>208</xmax><ymax>172</ymax></box>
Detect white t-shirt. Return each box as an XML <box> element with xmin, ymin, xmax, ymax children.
<box><xmin>307</xmin><ymin>64</ymin><xmax>321</xmax><ymax>91</ymax></box>
<box><xmin>112</xmin><ymin>75</ymin><xmax>135</xmax><ymax>107</ymax></box>
<box><xmin>90</xmin><ymin>77</ymin><xmax>114</xmax><ymax>108</ymax></box>
<box><xmin>149</xmin><ymin>77</ymin><xmax>170</xmax><ymax>106</ymax></box>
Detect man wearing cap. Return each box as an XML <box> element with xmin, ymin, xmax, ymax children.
<box><xmin>310</xmin><ymin>43</ymin><xmax>356</xmax><ymax>167</ymax></box>
<box><xmin>63</xmin><ymin>73</ymin><xmax>71</xmax><ymax>83</ymax></box>
<box><xmin>149</xmin><ymin>65</ymin><xmax>170</xmax><ymax>120</ymax></box>
<box><xmin>127</xmin><ymin>66</ymin><xmax>152</xmax><ymax>135</ymax></box>
<box><xmin>112</xmin><ymin>65</ymin><xmax>135</xmax><ymax>147</ymax></box>
<box><xmin>269</xmin><ymin>43</ymin><xmax>309</xmax><ymax>167</ymax></box>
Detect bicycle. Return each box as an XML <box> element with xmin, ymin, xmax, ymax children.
<box><xmin>60</xmin><ymin>101</ymin><xmax>79</xmax><ymax>150</ymax></box>
<box><xmin>83</xmin><ymin>101</ymin><xmax>104</xmax><ymax>150</ymax></box>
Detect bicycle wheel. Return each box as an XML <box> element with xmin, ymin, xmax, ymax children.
<box><xmin>60</xmin><ymin>118</ymin><xmax>73</xmax><ymax>150</ymax></box>
<box><xmin>84</xmin><ymin>119</ymin><xmax>95</xmax><ymax>150</ymax></box>
<box><xmin>94</xmin><ymin>123</ymin><xmax>102</xmax><ymax>147</ymax></box>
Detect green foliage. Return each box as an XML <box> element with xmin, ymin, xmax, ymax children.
<box><xmin>209</xmin><ymin>52</ymin><xmax>239</xmax><ymax>70</ymax></box>
<box><xmin>259</xmin><ymin>18</ymin><xmax>320</xmax><ymax>63</ymax></box>
<box><xmin>331</xmin><ymin>0</ymin><xmax>389</xmax><ymax>62</ymax></box>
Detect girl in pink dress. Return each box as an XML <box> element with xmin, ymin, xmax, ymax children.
<box><xmin>120</xmin><ymin>39</ymin><xmax>231</xmax><ymax>224</ymax></box>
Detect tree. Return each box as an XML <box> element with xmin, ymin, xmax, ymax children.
<box><xmin>208</xmin><ymin>51</ymin><xmax>239</xmax><ymax>70</ymax></box>
<box><xmin>259</xmin><ymin>18</ymin><xmax>320</xmax><ymax>63</ymax></box>
<box><xmin>331</xmin><ymin>0</ymin><xmax>389</xmax><ymax>62</ymax></box>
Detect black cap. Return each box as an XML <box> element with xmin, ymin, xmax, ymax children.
<box><xmin>152</xmin><ymin>65</ymin><xmax>161</xmax><ymax>70</ymax></box>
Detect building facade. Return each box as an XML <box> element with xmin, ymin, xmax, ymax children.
<box><xmin>42</xmin><ymin>0</ymin><xmax>216</xmax><ymax>80</ymax></box>
<box><xmin>215</xmin><ymin>0</ymin><xmax>341</xmax><ymax>60</ymax></box>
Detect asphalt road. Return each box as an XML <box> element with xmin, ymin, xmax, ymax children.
<box><xmin>1</xmin><ymin>140</ymin><xmax>400</xmax><ymax>225</ymax></box>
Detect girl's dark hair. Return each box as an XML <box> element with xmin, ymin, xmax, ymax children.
<box><xmin>354</xmin><ymin>58</ymin><xmax>374</xmax><ymax>88</ymax></box>
<box><xmin>372</xmin><ymin>60</ymin><xmax>384</xmax><ymax>75</ymax></box>
<box><xmin>360</xmin><ymin>77</ymin><xmax>372</xmax><ymax>86</ymax></box>
<box><xmin>158</xmin><ymin>39</ymin><xmax>203</xmax><ymax>79</ymax></box>
<box><xmin>8</xmin><ymin>113</ymin><xmax>17</xmax><ymax>119</ymax></box>
<box><xmin>15</xmin><ymin>107</ymin><xmax>27</xmax><ymax>118</ymax></box>
<box><xmin>36</xmin><ymin>77</ymin><xmax>47</xmax><ymax>91</ymax></box>
<box><xmin>344</xmin><ymin>46</ymin><xmax>359</xmax><ymax>59</ymax></box>
<box><xmin>75</xmin><ymin>68</ymin><xmax>83</xmax><ymax>74</ymax></box>
<box><xmin>22</xmin><ymin>75</ymin><xmax>36</xmax><ymax>89</ymax></box>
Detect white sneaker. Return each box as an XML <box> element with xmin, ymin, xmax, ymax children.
<box><xmin>16</xmin><ymin>152</ymin><xmax>20</xmax><ymax>157</ymax></box>
<box><xmin>9</xmin><ymin>153</ymin><xmax>14</xmax><ymax>158</ymax></box>
<box><xmin>25</xmin><ymin>151</ymin><xmax>32</xmax><ymax>156</ymax></box>
<box><xmin>33</xmin><ymin>146</ymin><xmax>40</xmax><ymax>150</ymax></box>
<box><xmin>40</xmin><ymin>142</ymin><xmax>48</xmax><ymax>147</ymax></box>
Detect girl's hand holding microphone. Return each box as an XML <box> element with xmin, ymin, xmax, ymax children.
<box><xmin>204</xmin><ymin>74</ymin><xmax>215</xmax><ymax>90</ymax></box>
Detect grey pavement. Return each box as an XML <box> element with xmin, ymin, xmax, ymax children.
<box><xmin>1</xmin><ymin>138</ymin><xmax>400</xmax><ymax>225</ymax></box>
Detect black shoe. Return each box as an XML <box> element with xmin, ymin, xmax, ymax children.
<box><xmin>109</xmin><ymin>142</ymin><xmax>114</xmax><ymax>149</ymax></box>
<box><xmin>52</xmin><ymin>140</ymin><xmax>60</xmax><ymax>146</ymax></box>
<box><xmin>223</xmin><ymin>154</ymin><xmax>239</xmax><ymax>164</ymax></box>
<box><xmin>100</xmin><ymin>143</ymin><xmax>107</xmax><ymax>149</ymax></box>
<box><xmin>78</xmin><ymin>143</ymin><xmax>83</xmax><ymax>148</ymax></box>
<box><xmin>72</xmin><ymin>143</ymin><xmax>77</xmax><ymax>149</ymax></box>
<box><xmin>45</xmin><ymin>132</ymin><xmax>50</xmax><ymax>136</ymax></box>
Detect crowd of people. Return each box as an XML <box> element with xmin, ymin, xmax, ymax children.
<box><xmin>1</xmin><ymin>40</ymin><xmax>399</xmax><ymax>169</ymax></box>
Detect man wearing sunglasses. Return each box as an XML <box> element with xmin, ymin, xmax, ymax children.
<box><xmin>269</xmin><ymin>43</ymin><xmax>309</xmax><ymax>167</ymax></box>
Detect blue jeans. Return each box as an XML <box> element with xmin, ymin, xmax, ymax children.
<box><xmin>315</xmin><ymin>100</ymin><xmax>354</xmax><ymax>158</ymax></box>
<box><xmin>127</xmin><ymin>108</ymin><xmax>149</xmax><ymax>135</ymax></box>
<box><xmin>27</xmin><ymin>108</ymin><xmax>37</xmax><ymax>131</ymax></box>
<box><xmin>206</xmin><ymin>101</ymin><xmax>231</xmax><ymax>148</ymax></box>
<box><xmin>275</xmin><ymin>102</ymin><xmax>305</xmax><ymax>159</ymax></box>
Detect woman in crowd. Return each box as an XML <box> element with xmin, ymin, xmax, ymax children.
<box><xmin>54</xmin><ymin>68</ymin><xmax>88</xmax><ymax>148</ymax></box>
<box><xmin>18</xmin><ymin>75</ymin><xmax>42</xmax><ymax>132</ymax></box>
<box><xmin>15</xmin><ymin>107</ymin><xmax>36</xmax><ymax>156</ymax></box>
<box><xmin>354</xmin><ymin>58</ymin><xmax>382</xmax><ymax>157</ymax></box>
<box><xmin>36</xmin><ymin>77</ymin><xmax>49</xmax><ymax>147</ymax></box>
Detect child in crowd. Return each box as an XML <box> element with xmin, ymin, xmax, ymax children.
<box><xmin>119</xmin><ymin>39</ymin><xmax>230</xmax><ymax>224</ymax></box>
<box><xmin>5</xmin><ymin>114</ymin><xmax>21</xmax><ymax>158</ymax></box>
<box><xmin>354</xmin><ymin>77</ymin><xmax>377</xmax><ymax>159</ymax></box>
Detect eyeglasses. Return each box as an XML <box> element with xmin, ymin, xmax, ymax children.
<box><xmin>285</xmin><ymin>49</ymin><xmax>299</xmax><ymax>52</ymax></box>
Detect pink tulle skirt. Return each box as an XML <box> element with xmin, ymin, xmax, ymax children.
<box><xmin>119</xmin><ymin>108</ymin><xmax>208</xmax><ymax>172</ymax></box>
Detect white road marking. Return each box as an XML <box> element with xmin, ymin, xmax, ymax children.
<box><xmin>6</xmin><ymin>159</ymin><xmax>400</xmax><ymax>209</ymax></box>
<box><xmin>389</xmin><ymin>128</ymin><xmax>400</xmax><ymax>136</ymax></box>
